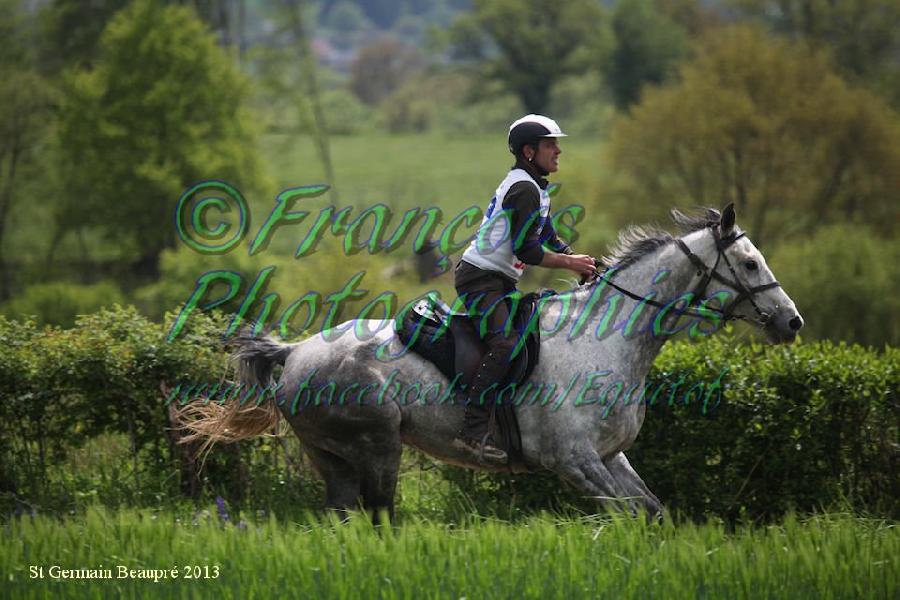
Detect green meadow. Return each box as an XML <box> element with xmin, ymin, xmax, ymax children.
<box><xmin>3</xmin><ymin>507</ymin><xmax>896</xmax><ymax>599</ymax></box>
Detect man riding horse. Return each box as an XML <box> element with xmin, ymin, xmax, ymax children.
<box><xmin>176</xmin><ymin>115</ymin><xmax>804</xmax><ymax>523</ymax></box>
<box><xmin>450</xmin><ymin>115</ymin><xmax>598</xmax><ymax>465</ymax></box>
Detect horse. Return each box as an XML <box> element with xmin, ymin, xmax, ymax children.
<box><xmin>176</xmin><ymin>204</ymin><xmax>803</xmax><ymax>522</ymax></box>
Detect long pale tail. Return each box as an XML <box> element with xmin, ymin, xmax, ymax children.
<box><xmin>172</xmin><ymin>331</ymin><xmax>294</xmax><ymax>455</ymax></box>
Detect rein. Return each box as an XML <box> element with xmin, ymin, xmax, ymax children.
<box><xmin>587</xmin><ymin>225</ymin><xmax>782</xmax><ymax>325</ymax></box>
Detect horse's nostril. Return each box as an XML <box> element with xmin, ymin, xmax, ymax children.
<box><xmin>788</xmin><ymin>316</ymin><xmax>803</xmax><ymax>331</ymax></box>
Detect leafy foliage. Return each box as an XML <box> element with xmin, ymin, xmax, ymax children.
<box><xmin>350</xmin><ymin>36</ymin><xmax>423</xmax><ymax>106</ymax></box>
<box><xmin>733</xmin><ymin>0</ymin><xmax>900</xmax><ymax>104</ymax></box>
<box><xmin>769</xmin><ymin>225</ymin><xmax>900</xmax><ymax>347</ymax></box>
<box><xmin>54</xmin><ymin>0</ymin><xmax>263</xmax><ymax>278</ymax></box>
<box><xmin>605</xmin><ymin>25</ymin><xmax>900</xmax><ymax>247</ymax></box>
<box><xmin>0</xmin><ymin>68</ymin><xmax>55</xmax><ymax>300</ymax></box>
<box><xmin>0</xmin><ymin>1</ymin><xmax>56</xmax><ymax>300</ymax></box>
<box><xmin>0</xmin><ymin>306</ymin><xmax>232</xmax><ymax>511</ymax></box>
<box><xmin>633</xmin><ymin>335</ymin><xmax>898</xmax><ymax>521</ymax></box>
<box><xmin>446</xmin><ymin>335</ymin><xmax>898</xmax><ymax>521</ymax></box>
<box><xmin>1</xmin><ymin>281</ymin><xmax>125</xmax><ymax>327</ymax></box>
<box><xmin>450</xmin><ymin>0</ymin><xmax>608</xmax><ymax>113</ymax></box>
<box><xmin>38</xmin><ymin>0</ymin><xmax>131</xmax><ymax>71</ymax></box>
<box><xmin>605</xmin><ymin>0</ymin><xmax>688</xmax><ymax>109</ymax></box>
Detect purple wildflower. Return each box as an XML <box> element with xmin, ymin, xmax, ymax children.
<box><xmin>215</xmin><ymin>496</ymin><xmax>230</xmax><ymax>522</ymax></box>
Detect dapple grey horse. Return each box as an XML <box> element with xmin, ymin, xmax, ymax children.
<box><xmin>178</xmin><ymin>205</ymin><xmax>802</xmax><ymax>521</ymax></box>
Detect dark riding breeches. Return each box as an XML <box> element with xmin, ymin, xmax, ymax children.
<box><xmin>454</xmin><ymin>261</ymin><xmax>520</xmax><ymax>441</ymax></box>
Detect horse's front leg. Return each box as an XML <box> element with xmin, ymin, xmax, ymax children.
<box><xmin>553</xmin><ymin>449</ymin><xmax>642</xmax><ymax>516</ymax></box>
<box><xmin>605</xmin><ymin>452</ymin><xmax>663</xmax><ymax>519</ymax></box>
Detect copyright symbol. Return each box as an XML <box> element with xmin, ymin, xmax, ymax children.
<box><xmin>175</xmin><ymin>180</ymin><xmax>249</xmax><ymax>254</ymax></box>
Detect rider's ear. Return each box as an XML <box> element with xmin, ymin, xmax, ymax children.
<box><xmin>721</xmin><ymin>203</ymin><xmax>736</xmax><ymax>236</ymax></box>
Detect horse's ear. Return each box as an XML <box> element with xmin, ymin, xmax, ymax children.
<box><xmin>721</xmin><ymin>203</ymin><xmax>736</xmax><ymax>236</ymax></box>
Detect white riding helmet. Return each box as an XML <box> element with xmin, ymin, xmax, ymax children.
<box><xmin>507</xmin><ymin>114</ymin><xmax>568</xmax><ymax>155</ymax></box>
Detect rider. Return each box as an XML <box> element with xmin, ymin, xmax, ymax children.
<box><xmin>451</xmin><ymin>114</ymin><xmax>598</xmax><ymax>465</ymax></box>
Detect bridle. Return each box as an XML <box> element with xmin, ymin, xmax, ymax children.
<box><xmin>585</xmin><ymin>225</ymin><xmax>782</xmax><ymax>326</ymax></box>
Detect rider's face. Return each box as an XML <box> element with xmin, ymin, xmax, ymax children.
<box><xmin>529</xmin><ymin>138</ymin><xmax>561</xmax><ymax>173</ymax></box>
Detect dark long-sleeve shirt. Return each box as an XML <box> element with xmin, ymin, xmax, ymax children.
<box><xmin>503</xmin><ymin>158</ymin><xmax>571</xmax><ymax>265</ymax></box>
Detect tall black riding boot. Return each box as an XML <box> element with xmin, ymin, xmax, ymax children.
<box><xmin>451</xmin><ymin>351</ymin><xmax>508</xmax><ymax>465</ymax></box>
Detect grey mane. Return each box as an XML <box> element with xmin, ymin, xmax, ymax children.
<box><xmin>600</xmin><ymin>207</ymin><xmax>734</xmax><ymax>269</ymax></box>
<box><xmin>600</xmin><ymin>225</ymin><xmax>673</xmax><ymax>269</ymax></box>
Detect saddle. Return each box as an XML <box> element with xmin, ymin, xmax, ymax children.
<box><xmin>396</xmin><ymin>291</ymin><xmax>550</xmax><ymax>472</ymax></box>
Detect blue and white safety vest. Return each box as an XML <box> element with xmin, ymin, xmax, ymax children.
<box><xmin>460</xmin><ymin>168</ymin><xmax>551</xmax><ymax>281</ymax></box>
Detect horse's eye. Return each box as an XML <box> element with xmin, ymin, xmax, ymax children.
<box><xmin>745</xmin><ymin>260</ymin><xmax>758</xmax><ymax>271</ymax></box>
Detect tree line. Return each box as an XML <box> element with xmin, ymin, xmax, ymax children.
<box><xmin>1</xmin><ymin>0</ymin><xmax>898</xmax><ymax>346</ymax></box>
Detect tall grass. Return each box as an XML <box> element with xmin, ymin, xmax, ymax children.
<box><xmin>3</xmin><ymin>507</ymin><xmax>896</xmax><ymax>599</ymax></box>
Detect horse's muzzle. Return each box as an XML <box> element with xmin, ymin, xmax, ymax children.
<box><xmin>766</xmin><ymin>310</ymin><xmax>804</xmax><ymax>344</ymax></box>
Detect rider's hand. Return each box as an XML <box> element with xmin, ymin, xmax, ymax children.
<box><xmin>568</xmin><ymin>254</ymin><xmax>598</xmax><ymax>279</ymax></box>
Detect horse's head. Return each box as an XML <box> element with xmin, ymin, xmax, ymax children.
<box><xmin>692</xmin><ymin>204</ymin><xmax>803</xmax><ymax>344</ymax></box>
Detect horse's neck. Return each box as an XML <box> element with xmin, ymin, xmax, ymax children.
<box><xmin>549</xmin><ymin>229</ymin><xmax>712</xmax><ymax>377</ymax></box>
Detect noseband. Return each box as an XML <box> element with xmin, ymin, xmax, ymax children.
<box><xmin>591</xmin><ymin>225</ymin><xmax>782</xmax><ymax>326</ymax></box>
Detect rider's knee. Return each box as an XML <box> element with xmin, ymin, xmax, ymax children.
<box><xmin>487</xmin><ymin>337</ymin><xmax>518</xmax><ymax>364</ymax></box>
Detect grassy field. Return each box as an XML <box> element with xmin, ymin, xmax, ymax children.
<box><xmin>261</xmin><ymin>132</ymin><xmax>609</xmax><ymax>211</ymax></box>
<box><xmin>2</xmin><ymin>507</ymin><xmax>895</xmax><ymax>599</ymax></box>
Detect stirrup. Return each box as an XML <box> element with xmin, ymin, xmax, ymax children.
<box><xmin>452</xmin><ymin>432</ymin><xmax>507</xmax><ymax>465</ymax></box>
<box><xmin>478</xmin><ymin>432</ymin><xmax>507</xmax><ymax>465</ymax></box>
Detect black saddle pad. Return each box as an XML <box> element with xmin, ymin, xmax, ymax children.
<box><xmin>396</xmin><ymin>292</ymin><xmax>544</xmax><ymax>387</ymax></box>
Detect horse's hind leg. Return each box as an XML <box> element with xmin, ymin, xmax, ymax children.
<box><xmin>302</xmin><ymin>442</ymin><xmax>361</xmax><ymax>520</ymax></box>
<box><xmin>360</xmin><ymin>435</ymin><xmax>402</xmax><ymax>525</ymax></box>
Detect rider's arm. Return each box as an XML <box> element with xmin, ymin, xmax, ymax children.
<box><xmin>502</xmin><ymin>182</ymin><xmax>549</xmax><ymax>266</ymax></box>
<box><xmin>538</xmin><ymin>251</ymin><xmax>579</xmax><ymax>269</ymax></box>
<box><xmin>502</xmin><ymin>183</ymin><xmax>593</xmax><ymax>277</ymax></box>
<box><xmin>542</xmin><ymin>221</ymin><xmax>573</xmax><ymax>255</ymax></box>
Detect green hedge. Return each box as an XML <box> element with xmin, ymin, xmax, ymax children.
<box><xmin>0</xmin><ymin>306</ymin><xmax>235</xmax><ymax>511</ymax></box>
<box><xmin>632</xmin><ymin>335</ymin><xmax>898</xmax><ymax>521</ymax></box>
<box><xmin>442</xmin><ymin>335</ymin><xmax>898</xmax><ymax>521</ymax></box>
<box><xmin>0</xmin><ymin>307</ymin><xmax>896</xmax><ymax>521</ymax></box>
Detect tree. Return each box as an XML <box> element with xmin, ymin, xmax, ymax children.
<box><xmin>655</xmin><ymin>0</ymin><xmax>722</xmax><ymax>36</ymax></box>
<box><xmin>605</xmin><ymin>0</ymin><xmax>688</xmax><ymax>109</ymax></box>
<box><xmin>605</xmin><ymin>26</ymin><xmax>900</xmax><ymax>247</ymax></box>
<box><xmin>350</xmin><ymin>37</ymin><xmax>423</xmax><ymax>105</ymax></box>
<box><xmin>53</xmin><ymin>0</ymin><xmax>262</xmax><ymax>279</ymax></box>
<box><xmin>323</xmin><ymin>0</ymin><xmax>370</xmax><ymax>34</ymax></box>
<box><xmin>282</xmin><ymin>0</ymin><xmax>338</xmax><ymax>200</ymax></box>
<box><xmin>450</xmin><ymin>0</ymin><xmax>607</xmax><ymax>113</ymax></box>
<box><xmin>40</xmin><ymin>0</ymin><xmax>248</xmax><ymax>72</ymax></box>
<box><xmin>39</xmin><ymin>0</ymin><xmax>131</xmax><ymax>72</ymax></box>
<box><xmin>0</xmin><ymin>0</ymin><xmax>55</xmax><ymax>300</ymax></box>
<box><xmin>732</xmin><ymin>0</ymin><xmax>900</xmax><ymax>104</ymax></box>
<box><xmin>0</xmin><ymin>70</ymin><xmax>54</xmax><ymax>300</ymax></box>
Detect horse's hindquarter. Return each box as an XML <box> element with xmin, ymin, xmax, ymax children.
<box><xmin>274</xmin><ymin>322</ymin><xmax>466</xmax><ymax>457</ymax></box>
<box><xmin>274</xmin><ymin>327</ymin><xmax>399</xmax><ymax>452</ymax></box>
